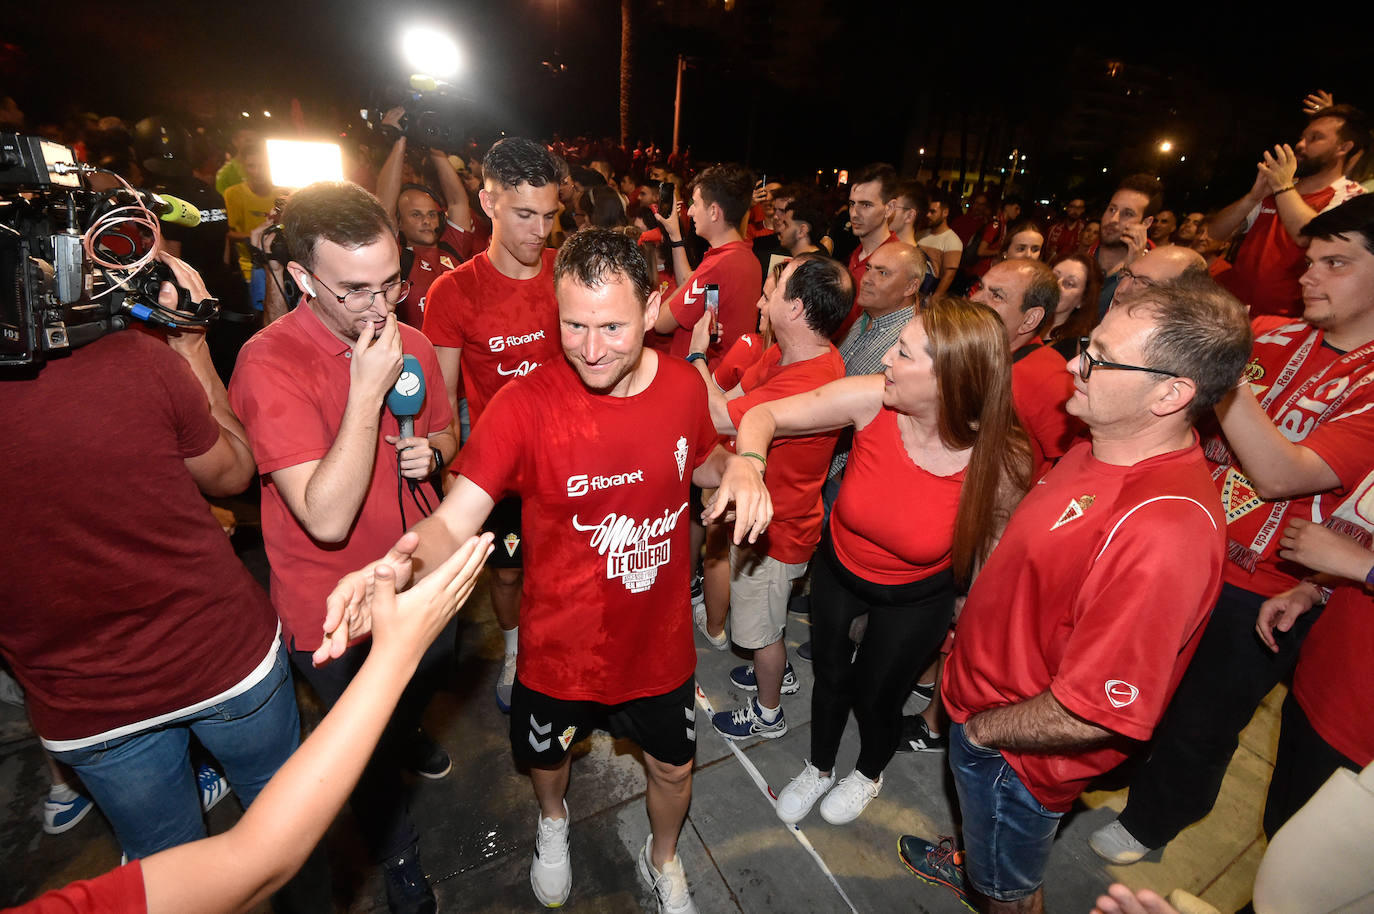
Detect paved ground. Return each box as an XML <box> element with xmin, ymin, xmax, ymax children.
<box><xmin>0</xmin><ymin>526</ymin><xmax>1279</xmax><ymax>913</ymax></box>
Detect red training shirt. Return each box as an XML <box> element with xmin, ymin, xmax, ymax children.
<box><xmin>457</xmin><ymin>356</ymin><xmax>720</xmax><ymax>703</ymax></box>
<box><xmin>422</xmin><ymin>248</ymin><xmax>563</xmax><ymax>429</ymax></box>
<box><xmin>665</xmin><ymin>240</ymin><xmax>763</xmax><ymax>367</ymax></box>
<box><xmin>397</xmin><ymin>221</ymin><xmax>487</xmax><ymax>328</ymax></box>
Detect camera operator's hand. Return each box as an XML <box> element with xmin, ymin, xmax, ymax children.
<box><xmin>155</xmin><ymin>252</ymin><xmax>214</xmax><ymax>352</ymax></box>
<box><xmin>382</xmin><ymin>106</ymin><xmax>406</xmax><ymax>131</ymax></box>
<box><xmin>349</xmin><ymin>313</ymin><xmax>404</xmax><ymax>408</ymax></box>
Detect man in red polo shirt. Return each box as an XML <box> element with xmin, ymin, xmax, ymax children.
<box><xmin>681</xmin><ymin>254</ymin><xmax>852</xmax><ymax>739</ymax></box>
<box><xmin>839</xmin><ymin>162</ymin><xmax>899</xmax><ymax>341</ymax></box>
<box><xmin>1211</xmin><ymin>104</ymin><xmax>1366</xmax><ymax>318</ymax></box>
<box><xmin>901</xmin><ymin>275</ymin><xmax>1253</xmax><ymax>913</ymax></box>
<box><xmin>229</xmin><ymin>181</ymin><xmax>456</xmax><ymax>913</ymax></box>
<box><xmin>422</xmin><ymin>137</ymin><xmax>565</xmax><ymax>713</ymax></box>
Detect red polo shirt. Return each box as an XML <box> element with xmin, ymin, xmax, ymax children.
<box><xmin>665</xmin><ymin>239</ymin><xmax>763</xmax><ymax>367</ymax></box>
<box><xmin>229</xmin><ymin>305</ymin><xmax>453</xmax><ymax>650</ymax></box>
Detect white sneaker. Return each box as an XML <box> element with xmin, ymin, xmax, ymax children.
<box><xmin>638</xmin><ymin>834</ymin><xmax>698</xmax><ymax>914</ymax></box>
<box><xmin>530</xmin><ymin>801</ymin><xmax>571</xmax><ymax>906</ymax></box>
<box><xmin>692</xmin><ymin>601</ymin><xmax>728</xmax><ymax>651</ymax></box>
<box><xmin>496</xmin><ymin>650</ymin><xmax>518</xmax><ymax>713</ymax></box>
<box><xmin>819</xmin><ymin>770</ymin><xmax>882</xmax><ymax>825</ymax></box>
<box><xmin>1089</xmin><ymin>818</ymin><xmax>1152</xmax><ymax>864</ymax></box>
<box><xmin>775</xmin><ymin>762</ymin><xmax>834</xmax><ymax>824</ymax></box>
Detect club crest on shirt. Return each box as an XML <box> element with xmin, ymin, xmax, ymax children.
<box><xmin>558</xmin><ymin>725</ymin><xmax>577</xmax><ymax>751</ymax></box>
<box><xmin>1241</xmin><ymin>357</ymin><xmax>1265</xmax><ymax>384</ymax></box>
<box><xmin>674</xmin><ymin>436</ymin><xmax>688</xmax><ymax>481</ymax></box>
<box><xmin>1221</xmin><ymin>468</ymin><xmax>1263</xmax><ymax>523</ymax></box>
<box><xmin>1051</xmin><ymin>495</ymin><xmax>1095</xmax><ymax>530</ymax></box>
<box><xmin>503</xmin><ymin>532</ymin><xmax>521</xmax><ymax>557</ymax></box>
<box><xmin>439</xmin><ymin>255</ymin><xmax>455</xmax><ymax>270</ymax></box>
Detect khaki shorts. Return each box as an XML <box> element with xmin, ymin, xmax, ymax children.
<box><xmin>729</xmin><ymin>544</ymin><xmax>808</xmax><ymax>649</ymax></box>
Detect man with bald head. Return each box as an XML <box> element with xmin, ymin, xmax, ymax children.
<box><xmin>1110</xmin><ymin>244</ymin><xmax>1208</xmax><ymax>309</ymax></box>
<box><xmin>973</xmin><ymin>259</ymin><xmax>1080</xmax><ymax>475</ymax></box>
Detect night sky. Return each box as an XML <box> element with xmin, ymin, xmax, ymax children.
<box><xmin>6</xmin><ymin>2</ymin><xmax>1368</xmax><ymax>204</ymax></box>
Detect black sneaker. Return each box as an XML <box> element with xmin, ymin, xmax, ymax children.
<box><xmin>383</xmin><ymin>845</ymin><xmax>437</xmax><ymax>914</ymax></box>
<box><xmin>787</xmin><ymin>591</ymin><xmax>810</xmax><ymax>615</ymax></box>
<box><xmin>895</xmin><ymin>715</ymin><xmax>947</xmax><ymax>753</ymax></box>
<box><xmin>796</xmin><ymin>640</ymin><xmax>813</xmax><ymax>662</ymax></box>
<box><xmin>407</xmin><ymin>729</ymin><xmax>453</xmax><ymax>780</ymax></box>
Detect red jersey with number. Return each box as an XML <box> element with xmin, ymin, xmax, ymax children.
<box><xmin>943</xmin><ymin>439</ymin><xmax>1225</xmax><ymax>811</ymax></box>
<box><xmin>723</xmin><ymin>344</ymin><xmax>846</xmax><ymax>563</ymax></box>
<box><xmin>421</xmin><ymin>248</ymin><xmax>562</xmax><ymax>428</ymax></box>
<box><xmin>829</xmin><ymin>407</ymin><xmax>965</xmax><ymax>584</ymax></box>
<box><xmin>1205</xmin><ymin>316</ymin><xmax>1374</xmax><ymax>596</ymax></box>
<box><xmin>456</xmin><ymin>356</ymin><xmax>719</xmax><ymax>703</ymax></box>
<box><xmin>665</xmin><ymin>240</ymin><xmax>762</xmax><ymax>367</ymax></box>
<box><xmin>1012</xmin><ymin>340</ymin><xmax>1083</xmax><ymax>478</ymax></box>
<box><xmin>1220</xmin><ymin>180</ymin><xmax>1363</xmax><ymax>318</ymax></box>
<box><xmin>397</xmin><ymin>222</ymin><xmax>486</xmax><ymax>328</ymax></box>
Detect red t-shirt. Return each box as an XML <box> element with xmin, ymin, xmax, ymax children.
<box><xmin>0</xmin><ymin>331</ymin><xmax>277</xmax><ymax>742</ymax></box>
<box><xmin>4</xmin><ymin>860</ymin><xmax>145</xmax><ymax>914</ymax></box>
<box><xmin>1219</xmin><ymin>180</ymin><xmax>1363</xmax><ymax>318</ymax></box>
<box><xmin>397</xmin><ymin>222</ymin><xmax>486</xmax><ymax>328</ymax></box>
<box><xmin>724</xmin><ymin>344</ymin><xmax>847</xmax><ymax>563</ymax></box>
<box><xmin>829</xmin><ymin>407</ymin><xmax>965</xmax><ymax>584</ymax></box>
<box><xmin>1045</xmin><ymin>219</ymin><xmax>1083</xmax><ymax>260</ymax></box>
<box><xmin>1012</xmin><ymin>340</ymin><xmax>1083</xmax><ymax>477</ymax></box>
<box><xmin>711</xmin><ymin>333</ymin><xmax>765</xmax><ymax>391</ymax></box>
<box><xmin>229</xmin><ymin>305</ymin><xmax>453</xmax><ymax>650</ymax></box>
<box><xmin>1293</xmin><ymin>582</ymin><xmax>1374</xmax><ymax>766</ymax></box>
<box><xmin>456</xmin><ymin>356</ymin><xmax>719</xmax><ymax>703</ymax></box>
<box><xmin>943</xmin><ymin>439</ymin><xmax>1226</xmax><ymax>811</ymax></box>
<box><xmin>666</xmin><ymin>240</ymin><xmax>763</xmax><ymax>366</ymax></box>
<box><xmin>840</xmin><ymin>232</ymin><xmax>897</xmax><ymax>342</ymax></box>
<box><xmin>421</xmin><ymin>248</ymin><xmax>563</xmax><ymax>428</ymax></box>
<box><xmin>1206</xmin><ymin>316</ymin><xmax>1374</xmax><ymax>596</ymax></box>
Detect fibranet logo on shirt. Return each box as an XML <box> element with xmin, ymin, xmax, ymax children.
<box><xmin>487</xmin><ymin>330</ymin><xmax>547</xmax><ymax>353</ymax></box>
<box><xmin>566</xmin><ymin>470</ymin><xmax>645</xmax><ymax>497</ymax></box>
<box><xmin>573</xmin><ymin>502</ymin><xmax>690</xmax><ymax>593</ymax></box>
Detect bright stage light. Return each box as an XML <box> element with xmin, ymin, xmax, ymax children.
<box><xmin>401</xmin><ymin>26</ymin><xmax>462</xmax><ymax>79</ymax></box>
<box><xmin>266</xmin><ymin>139</ymin><xmax>344</xmax><ymax>189</ymax></box>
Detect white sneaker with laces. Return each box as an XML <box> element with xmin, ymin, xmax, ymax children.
<box><xmin>530</xmin><ymin>801</ymin><xmax>571</xmax><ymax>907</ymax></box>
<box><xmin>1089</xmin><ymin>818</ymin><xmax>1152</xmax><ymax>864</ymax></box>
<box><xmin>775</xmin><ymin>762</ymin><xmax>835</xmax><ymax>824</ymax></box>
<box><xmin>692</xmin><ymin>601</ymin><xmax>728</xmax><ymax>650</ymax></box>
<box><xmin>496</xmin><ymin>650</ymin><xmax>518</xmax><ymax>713</ymax></box>
<box><xmin>638</xmin><ymin>834</ymin><xmax>698</xmax><ymax>914</ymax></box>
<box><xmin>819</xmin><ymin>770</ymin><xmax>882</xmax><ymax>825</ymax></box>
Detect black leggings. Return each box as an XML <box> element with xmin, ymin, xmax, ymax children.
<box><xmin>809</xmin><ymin>538</ymin><xmax>955</xmax><ymax>779</ymax></box>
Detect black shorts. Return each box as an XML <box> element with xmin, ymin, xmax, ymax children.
<box><xmin>484</xmin><ymin>496</ymin><xmax>522</xmax><ymax>568</ymax></box>
<box><xmin>509</xmin><ymin>676</ymin><xmax>698</xmax><ymax>768</ymax></box>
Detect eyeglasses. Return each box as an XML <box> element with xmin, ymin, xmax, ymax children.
<box><xmin>306</xmin><ymin>270</ymin><xmax>411</xmax><ymax>313</ymax></box>
<box><xmin>1076</xmin><ymin>337</ymin><xmax>1179</xmax><ymax>380</ymax></box>
<box><xmin>1118</xmin><ymin>267</ymin><xmax>1159</xmax><ymax>289</ymax></box>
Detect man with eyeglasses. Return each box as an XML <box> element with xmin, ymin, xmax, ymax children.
<box><xmin>229</xmin><ymin>180</ymin><xmax>456</xmax><ymax>913</ymax></box>
<box><xmin>1091</xmin><ymin>195</ymin><xmax>1374</xmax><ymax>872</ymax></box>
<box><xmin>1109</xmin><ymin>244</ymin><xmax>1208</xmax><ymax>310</ymax></box>
<box><xmin>902</xmin><ymin>274</ymin><xmax>1252</xmax><ymax>914</ymax></box>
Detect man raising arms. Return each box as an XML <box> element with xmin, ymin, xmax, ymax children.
<box><xmin>422</xmin><ymin>137</ymin><xmax>565</xmax><ymax>712</ymax></box>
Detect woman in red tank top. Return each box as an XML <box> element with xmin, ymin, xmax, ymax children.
<box><xmin>734</xmin><ymin>297</ymin><xmax>1031</xmax><ymax>826</ymax></box>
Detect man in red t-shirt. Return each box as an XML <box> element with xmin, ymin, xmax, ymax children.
<box><xmin>229</xmin><ymin>182</ymin><xmax>457</xmax><ymax>911</ymax></box>
<box><xmin>840</xmin><ymin>162</ymin><xmax>899</xmax><ymax>341</ymax></box>
<box><xmin>1093</xmin><ymin>196</ymin><xmax>1374</xmax><ymax>868</ymax></box>
<box><xmin>421</xmin><ymin>138</ymin><xmax>565</xmax><ymax>713</ymax></box>
<box><xmin>971</xmin><ymin>258</ymin><xmax>1081</xmax><ymax>477</ymax></box>
<box><xmin>1210</xmin><ymin>104</ymin><xmax>1366</xmax><ymax>318</ymax></box>
<box><xmin>376</xmin><ymin>108</ymin><xmax>489</xmax><ymax>327</ymax></box>
<box><xmin>682</xmin><ymin>254</ymin><xmax>852</xmax><ymax>740</ymax></box>
<box><xmin>901</xmin><ymin>276</ymin><xmax>1253</xmax><ymax>912</ymax></box>
<box><xmin>325</xmin><ymin>230</ymin><xmax>772</xmax><ymax>912</ymax></box>
<box><xmin>1044</xmin><ymin>197</ymin><xmax>1086</xmax><ymax>261</ymax></box>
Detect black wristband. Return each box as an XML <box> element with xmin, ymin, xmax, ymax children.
<box><xmin>669</xmin><ymin>239</ymin><xmax>686</xmax><ymax>248</ymax></box>
<box><xmin>430</xmin><ymin>447</ymin><xmax>445</xmax><ymax>477</ymax></box>
<box><xmin>685</xmin><ymin>352</ymin><xmax>707</xmax><ymax>364</ymax></box>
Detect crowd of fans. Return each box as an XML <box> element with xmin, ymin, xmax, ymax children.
<box><xmin>3</xmin><ymin>87</ymin><xmax>1374</xmax><ymax>914</ymax></box>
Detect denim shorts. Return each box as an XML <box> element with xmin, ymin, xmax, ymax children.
<box><xmin>948</xmin><ymin>722</ymin><xmax>1064</xmax><ymax>901</ymax></box>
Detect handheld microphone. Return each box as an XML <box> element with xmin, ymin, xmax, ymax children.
<box><xmin>148</xmin><ymin>192</ymin><xmax>202</xmax><ymax>227</ymax></box>
<box><xmin>386</xmin><ymin>354</ymin><xmax>425</xmax><ymax>438</ymax></box>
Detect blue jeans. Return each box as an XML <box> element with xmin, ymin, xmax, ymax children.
<box><xmin>948</xmin><ymin>723</ymin><xmax>1064</xmax><ymax>902</ymax></box>
<box><xmin>51</xmin><ymin>643</ymin><xmax>301</xmax><ymax>860</ymax></box>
